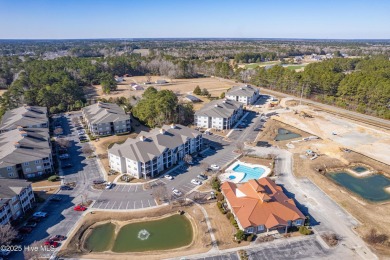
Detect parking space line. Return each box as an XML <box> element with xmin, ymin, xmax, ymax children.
<box><xmin>111</xmin><ymin>201</ymin><xmax>116</xmax><ymax>209</ymax></box>
<box><xmin>128</xmin><ymin>186</ymin><xmax>133</xmax><ymax>192</ymax></box>
<box><xmin>126</xmin><ymin>201</ymin><xmax>129</xmax><ymax>209</ymax></box>
<box><xmin>148</xmin><ymin>200</ymin><xmax>151</xmax><ymax>207</ymax></box>
<box><xmin>121</xmin><ymin>185</ymin><xmax>126</xmax><ymax>192</ymax></box>
<box><xmin>118</xmin><ymin>201</ymin><xmax>122</xmax><ymax>209</ymax></box>
<box><xmin>104</xmin><ymin>202</ymin><xmax>110</xmax><ymax>209</ymax></box>
<box><xmin>135</xmin><ymin>185</ymin><xmax>138</xmax><ymax>192</ymax></box>
<box><xmin>141</xmin><ymin>200</ymin><xmax>144</xmax><ymax>208</ymax></box>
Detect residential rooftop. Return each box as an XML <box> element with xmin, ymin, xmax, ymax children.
<box><xmin>0</xmin><ymin>178</ymin><xmax>31</xmax><ymax>198</ymax></box>
<box><xmin>82</xmin><ymin>102</ymin><xmax>129</xmax><ymax>125</ymax></box>
<box><xmin>109</xmin><ymin>124</ymin><xmax>201</xmax><ymax>163</ymax></box>
<box><xmin>226</xmin><ymin>85</ymin><xmax>258</xmax><ymax>97</ymax></box>
<box><xmin>0</xmin><ymin>127</ymin><xmax>51</xmax><ymax>168</ymax></box>
<box><xmin>222</xmin><ymin>177</ymin><xmax>305</xmax><ymax>229</ymax></box>
<box><xmin>0</xmin><ymin>105</ymin><xmax>47</xmax><ymax>131</ymax></box>
<box><xmin>195</xmin><ymin>99</ymin><xmax>242</xmax><ymax>118</ymax></box>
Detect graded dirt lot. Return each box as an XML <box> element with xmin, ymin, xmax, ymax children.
<box><xmin>59</xmin><ymin>204</ymin><xmax>212</xmax><ymax>260</ymax></box>
<box><xmin>84</xmin><ymin>76</ymin><xmax>235</xmax><ymax>111</ymax></box>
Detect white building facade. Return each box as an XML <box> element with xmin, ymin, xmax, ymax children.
<box><xmin>226</xmin><ymin>85</ymin><xmax>260</xmax><ymax>105</ymax></box>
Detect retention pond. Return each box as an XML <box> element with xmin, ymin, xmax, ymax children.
<box><xmin>274</xmin><ymin>128</ymin><xmax>301</xmax><ymax>141</ymax></box>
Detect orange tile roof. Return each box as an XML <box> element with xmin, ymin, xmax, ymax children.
<box><xmin>221</xmin><ymin>177</ymin><xmax>305</xmax><ymax>229</ymax></box>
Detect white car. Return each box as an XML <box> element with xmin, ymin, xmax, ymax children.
<box><xmin>105</xmin><ymin>182</ymin><xmax>113</xmax><ymax>189</ymax></box>
<box><xmin>172</xmin><ymin>188</ymin><xmax>182</xmax><ymax>196</ymax></box>
<box><xmin>77</xmin><ymin>130</ymin><xmax>85</xmax><ymax>135</ymax></box>
<box><xmin>33</xmin><ymin>212</ymin><xmax>48</xmax><ymax>218</ymax></box>
<box><xmin>164</xmin><ymin>175</ymin><xmax>173</xmax><ymax>180</ymax></box>
<box><xmin>191</xmin><ymin>179</ymin><xmax>202</xmax><ymax>185</ymax></box>
<box><xmin>210</xmin><ymin>164</ymin><xmax>220</xmax><ymax>170</ymax></box>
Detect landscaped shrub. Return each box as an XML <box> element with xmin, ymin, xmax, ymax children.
<box><xmin>217</xmin><ymin>201</ymin><xmax>226</xmax><ymax>214</ymax></box>
<box><xmin>246</xmin><ymin>234</ymin><xmax>255</xmax><ymax>242</ymax></box>
<box><xmin>230</xmin><ymin>216</ymin><xmax>239</xmax><ymax>229</ymax></box>
<box><xmin>216</xmin><ymin>192</ymin><xmax>224</xmax><ymax>201</ymax></box>
<box><xmin>235</xmin><ymin>230</ymin><xmax>246</xmax><ymax>241</ymax></box>
<box><xmin>299</xmin><ymin>226</ymin><xmax>312</xmax><ymax>235</ymax></box>
<box><xmin>48</xmin><ymin>175</ymin><xmax>59</xmax><ymax>182</ymax></box>
<box><xmin>211</xmin><ymin>177</ymin><xmax>221</xmax><ymax>191</ymax></box>
<box><xmin>226</xmin><ymin>212</ymin><xmax>233</xmax><ymax>220</ymax></box>
<box><xmin>304</xmin><ymin>215</ymin><xmax>310</xmax><ymax>226</ymax></box>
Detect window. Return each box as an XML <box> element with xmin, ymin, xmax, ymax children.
<box><xmin>35</xmin><ymin>160</ymin><xmax>40</xmax><ymax>164</ymax></box>
<box><xmin>25</xmin><ymin>168</ymin><xmax>31</xmax><ymax>173</ymax></box>
<box><xmin>7</xmin><ymin>166</ymin><xmax>12</xmax><ymax>171</ymax></box>
<box><xmin>295</xmin><ymin>219</ymin><xmax>303</xmax><ymax>226</ymax></box>
<box><xmin>8</xmin><ymin>172</ymin><xmax>14</xmax><ymax>177</ymax></box>
<box><xmin>257</xmin><ymin>225</ymin><xmax>264</xmax><ymax>231</ymax></box>
<box><xmin>24</xmin><ymin>162</ymin><xmax>29</xmax><ymax>166</ymax></box>
<box><xmin>246</xmin><ymin>227</ymin><xmax>254</xmax><ymax>233</ymax></box>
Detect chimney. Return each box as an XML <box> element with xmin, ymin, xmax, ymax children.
<box><xmin>214</xmin><ymin>105</ymin><xmax>219</xmax><ymax>108</ymax></box>
<box><xmin>16</xmin><ymin>126</ymin><xmax>23</xmax><ymax>131</ymax></box>
<box><xmin>14</xmin><ymin>142</ymin><xmax>21</xmax><ymax>148</ymax></box>
<box><xmin>139</xmin><ymin>135</ymin><xmax>146</xmax><ymax>141</ymax></box>
<box><xmin>170</xmin><ymin>124</ymin><xmax>176</xmax><ymax>129</ymax></box>
<box><xmin>20</xmin><ymin>131</ymin><xmax>28</xmax><ymax>137</ymax></box>
<box><xmin>159</xmin><ymin>128</ymin><xmax>165</xmax><ymax>134</ymax></box>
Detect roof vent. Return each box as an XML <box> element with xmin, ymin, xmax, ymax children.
<box><xmin>222</xmin><ymin>100</ymin><xmax>226</xmax><ymax>103</ymax></box>
<box><xmin>159</xmin><ymin>129</ymin><xmax>165</xmax><ymax>134</ymax></box>
<box><xmin>14</xmin><ymin>142</ymin><xmax>21</xmax><ymax>148</ymax></box>
<box><xmin>214</xmin><ymin>105</ymin><xmax>219</xmax><ymax>108</ymax></box>
<box><xmin>239</xmin><ymin>87</ymin><xmax>243</xmax><ymax>90</ymax></box>
<box><xmin>20</xmin><ymin>131</ymin><xmax>28</xmax><ymax>137</ymax></box>
<box><xmin>139</xmin><ymin>135</ymin><xmax>146</xmax><ymax>141</ymax></box>
<box><xmin>170</xmin><ymin>124</ymin><xmax>176</xmax><ymax>129</ymax></box>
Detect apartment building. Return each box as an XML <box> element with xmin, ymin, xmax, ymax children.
<box><xmin>221</xmin><ymin>178</ymin><xmax>305</xmax><ymax>234</ymax></box>
<box><xmin>0</xmin><ymin>127</ymin><xmax>53</xmax><ymax>179</ymax></box>
<box><xmin>108</xmin><ymin>124</ymin><xmax>202</xmax><ymax>179</ymax></box>
<box><xmin>0</xmin><ymin>105</ymin><xmax>48</xmax><ymax>133</ymax></box>
<box><xmin>194</xmin><ymin>99</ymin><xmax>243</xmax><ymax>130</ymax></box>
<box><xmin>0</xmin><ymin>179</ymin><xmax>35</xmax><ymax>225</ymax></box>
<box><xmin>82</xmin><ymin>102</ymin><xmax>131</xmax><ymax>136</ymax></box>
<box><xmin>226</xmin><ymin>85</ymin><xmax>260</xmax><ymax>105</ymax></box>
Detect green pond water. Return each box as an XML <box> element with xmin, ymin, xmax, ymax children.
<box><xmin>352</xmin><ymin>166</ymin><xmax>367</xmax><ymax>173</ymax></box>
<box><xmin>328</xmin><ymin>172</ymin><xmax>390</xmax><ymax>202</ymax></box>
<box><xmin>274</xmin><ymin>128</ymin><xmax>301</xmax><ymax>141</ymax></box>
<box><xmin>85</xmin><ymin>214</ymin><xmax>193</xmax><ymax>252</ymax></box>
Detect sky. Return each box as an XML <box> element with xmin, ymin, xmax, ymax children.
<box><xmin>0</xmin><ymin>0</ymin><xmax>389</xmax><ymax>39</ymax></box>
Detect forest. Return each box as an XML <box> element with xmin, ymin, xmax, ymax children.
<box><xmin>0</xmin><ymin>39</ymin><xmax>389</xmax><ymax>121</ymax></box>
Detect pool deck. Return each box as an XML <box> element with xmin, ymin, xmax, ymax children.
<box><xmin>219</xmin><ymin>161</ymin><xmax>271</xmax><ymax>183</ymax></box>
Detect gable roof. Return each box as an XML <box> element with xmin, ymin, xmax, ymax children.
<box><xmin>0</xmin><ymin>128</ymin><xmax>51</xmax><ymax>168</ymax></box>
<box><xmin>221</xmin><ymin>177</ymin><xmax>305</xmax><ymax>229</ymax></box>
<box><xmin>0</xmin><ymin>179</ymin><xmax>31</xmax><ymax>198</ymax></box>
<box><xmin>226</xmin><ymin>85</ymin><xmax>258</xmax><ymax>97</ymax></box>
<box><xmin>184</xmin><ymin>95</ymin><xmax>202</xmax><ymax>102</ymax></box>
<box><xmin>109</xmin><ymin>124</ymin><xmax>201</xmax><ymax>163</ymax></box>
<box><xmin>82</xmin><ymin>102</ymin><xmax>129</xmax><ymax>125</ymax></box>
<box><xmin>0</xmin><ymin>106</ymin><xmax>47</xmax><ymax>131</ymax></box>
<box><xmin>195</xmin><ymin>99</ymin><xmax>241</xmax><ymax>119</ymax></box>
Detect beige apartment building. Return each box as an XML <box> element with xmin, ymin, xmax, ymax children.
<box><xmin>0</xmin><ymin>105</ymin><xmax>48</xmax><ymax>133</ymax></box>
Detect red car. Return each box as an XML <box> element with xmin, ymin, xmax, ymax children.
<box><xmin>19</xmin><ymin>226</ymin><xmax>33</xmax><ymax>233</ymax></box>
<box><xmin>49</xmin><ymin>235</ymin><xmax>66</xmax><ymax>241</ymax></box>
<box><xmin>43</xmin><ymin>240</ymin><xmax>59</xmax><ymax>248</ymax></box>
<box><xmin>73</xmin><ymin>205</ymin><xmax>87</xmax><ymax>211</ymax></box>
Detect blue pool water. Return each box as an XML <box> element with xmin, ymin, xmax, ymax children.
<box><xmin>233</xmin><ymin>164</ymin><xmax>265</xmax><ymax>183</ymax></box>
<box><xmin>228</xmin><ymin>175</ymin><xmax>236</xmax><ymax>180</ymax></box>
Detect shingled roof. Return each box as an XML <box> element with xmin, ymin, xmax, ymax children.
<box><xmin>109</xmin><ymin>124</ymin><xmax>201</xmax><ymax>163</ymax></box>
<box><xmin>221</xmin><ymin>177</ymin><xmax>305</xmax><ymax>229</ymax></box>
<box><xmin>0</xmin><ymin>106</ymin><xmax>47</xmax><ymax>131</ymax></box>
<box><xmin>82</xmin><ymin>102</ymin><xmax>129</xmax><ymax>125</ymax></box>
<box><xmin>0</xmin><ymin>179</ymin><xmax>31</xmax><ymax>198</ymax></box>
<box><xmin>226</xmin><ymin>85</ymin><xmax>258</xmax><ymax>97</ymax></box>
<box><xmin>195</xmin><ymin>99</ymin><xmax>241</xmax><ymax>118</ymax></box>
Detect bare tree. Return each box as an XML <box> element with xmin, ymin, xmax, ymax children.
<box><xmin>183</xmin><ymin>154</ymin><xmax>193</xmax><ymax>165</ymax></box>
<box><xmin>235</xmin><ymin>142</ymin><xmax>245</xmax><ymax>154</ymax></box>
<box><xmin>0</xmin><ymin>224</ymin><xmax>18</xmax><ymax>245</ymax></box>
<box><xmin>24</xmin><ymin>240</ymin><xmax>44</xmax><ymax>260</ymax></box>
<box><xmin>53</xmin><ymin>128</ymin><xmax>63</xmax><ymax>136</ymax></box>
<box><xmin>57</xmin><ymin>138</ymin><xmax>70</xmax><ymax>149</ymax></box>
<box><xmin>145</xmin><ymin>73</ymin><xmax>152</xmax><ymax>83</ymax></box>
<box><xmin>82</xmin><ymin>145</ymin><xmax>93</xmax><ymax>155</ymax></box>
<box><xmin>152</xmin><ymin>184</ymin><xmax>168</xmax><ymax>203</ymax></box>
<box><xmin>200</xmin><ymin>162</ymin><xmax>209</xmax><ymax>174</ymax></box>
<box><xmin>71</xmin><ymin>117</ymin><xmax>79</xmax><ymax>125</ymax></box>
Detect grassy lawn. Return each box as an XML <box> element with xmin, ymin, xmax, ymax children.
<box><xmin>244</xmin><ymin>61</ymin><xmax>281</xmax><ymax>69</ymax></box>
<box><xmin>284</xmin><ymin>65</ymin><xmax>306</xmax><ymax>71</ymax></box>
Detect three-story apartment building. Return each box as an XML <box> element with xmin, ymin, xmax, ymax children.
<box><xmin>0</xmin><ymin>105</ymin><xmax>48</xmax><ymax>133</ymax></box>
<box><xmin>108</xmin><ymin>124</ymin><xmax>202</xmax><ymax>179</ymax></box>
<box><xmin>0</xmin><ymin>179</ymin><xmax>35</xmax><ymax>225</ymax></box>
<box><xmin>82</xmin><ymin>102</ymin><xmax>131</xmax><ymax>136</ymax></box>
<box><xmin>226</xmin><ymin>85</ymin><xmax>260</xmax><ymax>105</ymax></box>
<box><xmin>0</xmin><ymin>127</ymin><xmax>53</xmax><ymax>179</ymax></box>
<box><xmin>194</xmin><ymin>99</ymin><xmax>243</xmax><ymax>130</ymax></box>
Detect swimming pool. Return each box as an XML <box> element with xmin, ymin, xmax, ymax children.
<box><xmin>233</xmin><ymin>164</ymin><xmax>266</xmax><ymax>182</ymax></box>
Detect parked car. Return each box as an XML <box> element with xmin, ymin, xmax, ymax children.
<box><xmin>209</xmin><ymin>146</ymin><xmax>216</xmax><ymax>150</ymax></box>
<box><xmin>33</xmin><ymin>212</ymin><xmax>48</xmax><ymax>218</ymax></box>
<box><xmin>105</xmin><ymin>182</ymin><xmax>113</xmax><ymax>190</ymax></box>
<box><xmin>197</xmin><ymin>174</ymin><xmax>208</xmax><ymax>181</ymax></box>
<box><xmin>19</xmin><ymin>226</ymin><xmax>33</xmax><ymax>233</ymax></box>
<box><xmin>61</xmin><ymin>162</ymin><xmax>73</xmax><ymax>169</ymax></box>
<box><xmin>25</xmin><ymin>221</ymin><xmax>37</xmax><ymax>228</ymax></box>
<box><xmin>30</xmin><ymin>216</ymin><xmax>41</xmax><ymax>222</ymax></box>
<box><xmin>74</xmin><ymin>205</ymin><xmax>87</xmax><ymax>211</ymax></box>
<box><xmin>93</xmin><ymin>179</ymin><xmax>105</xmax><ymax>185</ymax></box>
<box><xmin>191</xmin><ymin>179</ymin><xmax>202</xmax><ymax>185</ymax></box>
<box><xmin>60</xmin><ymin>185</ymin><xmax>72</xmax><ymax>190</ymax></box>
<box><xmin>43</xmin><ymin>240</ymin><xmax>59</xmax><ymax>248</ymax></box>
<box><xmin>172</xmin><ymin>188</ymin><xmax>182</xmax><ymax>196</ymax></box>
<box><xmin>164</xmin><ymin>175</ymin><xmax>173</xmax><ymax>180</ymax></box>
<box><xmin>50</xmin><ymin>195</ymin><xmax>62</xmax><ymax>202</ymax></box>
<box><xmin>49</xmin><ymin>235</ymin><xmax>66</xmax><ymax>241</ymax></box>
<box><xmin>58</xmin><ymin>154</ymin><xmax>70</xmax><ymax>160</ymax></box>
<box><xmin>77</xmin><ymin>130</ymin><xmax>85</xmax><ymax>135</ymax></box>
<box><xmin>210</xmin><ymin>164</ymin><xmax>220</xmax><ymax>170</ymax></box>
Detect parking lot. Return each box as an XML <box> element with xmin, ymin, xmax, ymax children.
<box><xmin>228</xmin><ymin>111</ymin><xmax>264</xmax><ymax>143</ymax></box>
<box><xmin>195</xmin><ymin>253</ymin><xmax>239</xmax><ymax>260</ymax></box>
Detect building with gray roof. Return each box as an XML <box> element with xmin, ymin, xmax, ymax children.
<box><xmin>0</xmin><ymin>105</ymin><xmax>48</xmax><ymax>132</ymax></box>
<box><xmin>0</xmin><ymin>179</ymin><xmax>35</xmax><ymax>224</ymax></box>
<box><xmin>226</xmin><ymin>85</ymin><xmax>260</xmax><ymax>105</ymax></box>
<box><xmin>0</xmin><ymin>127</ymin><xmax>53</xmax><ymax>179</ymax></box>
<box><xmin>82</xmin><ymin>102</ymin><xmax>131</xmax><ymax>136</ymax></box>
<box><xmin>108</xmin><ymin>124</ymin><xmax>202</xmax><ymax>179</ymax></box>
<box><xmin>194</xmin><ymin>99</ymin><xmax>243</xmax><ymax>130</ymax></box>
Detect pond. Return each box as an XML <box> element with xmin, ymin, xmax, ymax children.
<box><xmin>352</xmin><ymin>166</ymin><xmax>368</xmax><ymax>173</ymax></box>
<box><xmin>85</xmin><ymin>222</ymin><xmax>115</xmax><ymax>252</ymax></box>
<box><xmin>328</xmin><ymin>172</ymin><xmax>390</xmax><ymax>202</ymax></box>
<box><xmin>84</xmin><ymin>214</ymin><xmax>193</xmax><ymax>252</ymax></box>
<box><xmin>274</xmin><ymin>128</ymin><xmax>301</xmax><ymax>141</ymax></box>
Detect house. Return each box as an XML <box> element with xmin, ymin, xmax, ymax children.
<box><xmin>194</xmin><ymin>99</ymin><xmax>243</xmax><ymax>130</ymax></box>
<box><xmin>0</xmin><ymin>127</ymin><xmax>53</xmax><ymax>179</ymax></box>
<box><xmin>82</xmin><ymin>102</ymin><xmax>131</xmax><ymax>136</ymax></box>
<box><xmin>108</xmin><ymin>124</ymin><xmax>202</xmax><ymax>179</ymax></box>
<box><xmin>132</xmin><ymin>84</ymin><xmax>144</xmax><ymax>91</ymax></box>
<box><xmin>183</xmin><ymin>95</ymin><xmax>202</xmax><ymax>103</ymax></box>
<box><xmin>221</xmin><ymin>177</ymin><xmax>305</xmax><ymax>234</ymax></box>
<box><xmin>0</xmin><ymin>179</ymin><xmax>35</xmax><ymax>225</ymax></box>
<box><xmin>226</xmin><ymin>85</ymin><xmax>260</xmax><ymax>105</ymax></box>
<box><xmin>294</xmin><ymin>56</ymin><xmax>303</xmax><ymax>63</ymax></box>
<box><xmin>155</xmin><ymin>79</ymin><xmax>168</xmax><ymax>84</ymax></box>
<box><xmin>115</xmin><ymin>76</ymin><xmax>124</xmax><ymax>83</ymax></box>
<box><xmin>0</xmin><ymin>105</ymin><xmax>48</xmax><ymax>133</ymax></box>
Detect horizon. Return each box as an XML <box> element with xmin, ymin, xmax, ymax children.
<box><xmin>1</xmin><ymin>0</ymin><xmax>389</xmax><ymax>39</ymax></box>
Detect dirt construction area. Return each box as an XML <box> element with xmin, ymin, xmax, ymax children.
<box><xmin>84</xmin><ymin>76</ymin><xmax>234</xmax><ymax>111</ymax></box>
<box><xmin>257</xmin><ymin>102</ymin><xmax>390</xmax><ymax>256</ymax></box>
